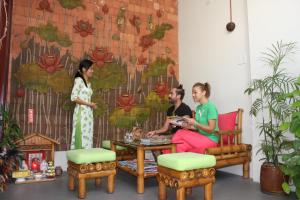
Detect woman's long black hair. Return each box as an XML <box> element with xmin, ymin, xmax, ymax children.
<box><xmin>74</xmin><ymin>59</ymin><xmax>93</xmax><ymax>87</ymax></box>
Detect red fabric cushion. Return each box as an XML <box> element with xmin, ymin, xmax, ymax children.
<box><xmin>218</xmin><ymin>111</ymin><xmax>237</xmax><ymax>145</ymax></box>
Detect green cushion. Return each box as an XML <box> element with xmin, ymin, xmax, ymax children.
<box><xmin>157</xmin><ymin>152</ymin><xmax>216</xmax><ymax>171</ymax></box>
<box><xmin>67</xmin><ymin>148</ymin><xmax>116</xmax><ymax>164</ymax></box>
<box><xmin>102</xmin><ymin>140</ymin><xmax>127</xmax><ymax>150</ymax></box>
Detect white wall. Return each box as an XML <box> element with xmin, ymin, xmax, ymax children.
<box><xmin>179</xmin><ymin>0</ymin><xmax>300</xmax><ymax>182</ymax></box>
<box><xmin>178</xmin><ymin>0</ymin><xmax>252</xmax><ymax>177</ymax></box>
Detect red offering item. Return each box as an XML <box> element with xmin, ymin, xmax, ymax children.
<box><xmin>31</xmin><ymin>158</ymin><xmax>40</xmax><ymax>172</ymax></box>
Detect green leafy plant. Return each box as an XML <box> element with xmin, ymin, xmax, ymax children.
<box><xmin>0</xmin><ymin>105</ymin><xmax>23</xmax><ymax>191</ymax></box>
<box><xmin>244</xmin><ymin>41</ymin><xmax>297</xmax><ymax>166</ymax></box>
<box><xmin>280</xmin><ymin>76</ymin><xmax>300</xmax><ymax>199</ymax></box>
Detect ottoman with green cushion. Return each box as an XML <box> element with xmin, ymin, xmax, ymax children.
<box><xmin>67</xmin><ymin>148</ymin><xmax>116</xmax><ymax>199</ymax></box>
<box><xmin>156</xmin><ymin>153</ymin><xmax>216</xmax><ymax>200</ymax></box>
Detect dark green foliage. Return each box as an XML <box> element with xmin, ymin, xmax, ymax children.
<box><xmin>0</xmin><ymin>105</ymin><xmax>23</xmax><ymax>191</ymax></box>
<box><xmin>280</xmin><ymin>76</ymin><xmax>300</xmax><ymax>199</ymax></box>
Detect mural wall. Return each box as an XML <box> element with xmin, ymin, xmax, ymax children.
<box><xmin>9</xmin><ymin>0</ymin><xmax>178</xmax><ymax>150</ymax></box>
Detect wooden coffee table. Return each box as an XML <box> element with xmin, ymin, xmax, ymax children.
<box><xmin>111</xmin><ymin>140</ymin><xmax>176</xmax><ymax>194</ymax></box>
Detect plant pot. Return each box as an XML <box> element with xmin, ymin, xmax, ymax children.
<box><xmin>260</xmin><ymin>162</ymin><xmax>285</xmax><ymax>194</ymax></box>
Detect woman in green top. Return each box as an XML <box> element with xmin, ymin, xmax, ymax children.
<box><xmin>172</xmin><ymin>82</ymin><xmax>219</xmax><ymax>153</ymax></box>
<box><xmin>70</xmin><ymin>59</ymin><xmax>97</xmax><ymax>149</ymax></box>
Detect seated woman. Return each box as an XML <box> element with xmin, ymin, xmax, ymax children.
<box><xmin>172</xmin><ymin>82</ymin><xmax>219</xmax><ymax>153</ymax></box>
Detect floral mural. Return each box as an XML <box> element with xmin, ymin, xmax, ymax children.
<box><xmin>9</xmin><ymin>0</ymin><xmax>179</xmax><ymax>150</ymax></box>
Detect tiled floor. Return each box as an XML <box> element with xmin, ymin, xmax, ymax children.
<box><xmin>0</xmin><ymin>170</ymin><xmax>296</xmax><ymax>200</ymax></box>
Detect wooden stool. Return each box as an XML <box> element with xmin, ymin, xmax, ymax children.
<box><xmin>156</xmin><ymin>153</ymin><xmax>216</xmax><ymax>200</ymax></box>
<box><xmin>67</xmin><ymin>148</ymin><xmax>116</xmax><ymax>199</ymax></box>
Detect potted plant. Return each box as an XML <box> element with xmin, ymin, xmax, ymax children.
<box><xmin>244</xmin><ymin>41</ymin><xmax>298</xmax><ymax>193</ymax></box>
<box><xmin>0</xmin><ymin>105</ymin><xmax>23</xmax><ymax>191</ymax></box>
<box><xmin>280</xmin><ymin>75</ymin><xmax>300</xmax><ymax>199</ymax></box>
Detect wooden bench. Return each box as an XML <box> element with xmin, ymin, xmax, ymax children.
<box><xmin>205</xmin><ymin>108</ymin><xmax>252</xmax><ymax>178</ymax></box>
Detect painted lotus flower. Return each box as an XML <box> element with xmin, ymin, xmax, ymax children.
<box><xmin>138</xmin><ymin>55</ymin><xmax>147</xmax><ymax>65</ymax></box>
<box><xmin>38</xmin><ymin>54</ymin><xmax>63</xmax><ymax>74</ymax></box>
<box><xmin>102</xmin><ymin>4</ymin><xmax>109</xmax><ymax>15</ymax></box>
<box><xmin>139</xmin><ymin>35</ymin><xmax>155</xmax><ymax>52</ymax></box>
<box><xmin>117</xmin><ymin>94</ymin><xmax>136</xmax><ymax>112</ymax></box>
<box><xmin>169</xmin><ymin>66</ymin><xmax>176</xmax><ymax>76</ymax></box>
<box><xmin>73</xmin><ymin>20</ymin><xmax>94</xmax><ymax>37</ymax></box>
<box><xmin>156</xmin><ymin>9</ymin><xmax>163</xmax><ymax>18</ymax></box>
<box><xmin>155</xmin><ymin>82</ymin><xmax>169</xmax><ymax>99</ymax></box>
<box><xmin>37</xmin><ymin>0</ymin><xmax>53</xmax><ymax>12</ymax></box>
<box><xmin>129</xmin><ymin>15</ymin><xmax>141</xmax><ymax>33</ymax></box>
<box><xmin>90</xmin><ymin>47</ymin><xmax>114</xmax><ymax>67</ymax></box>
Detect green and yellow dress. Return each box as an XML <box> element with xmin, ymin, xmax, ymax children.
<box><xmin>70</xmin><ymin>77</ymin><xmax>93</xmax><ymax>149</ymax></box>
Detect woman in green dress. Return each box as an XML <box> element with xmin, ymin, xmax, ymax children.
<box><xmin>70</xmin><ymin>59</ymin><xmax>97</xmax><ymax>149</ymax></box>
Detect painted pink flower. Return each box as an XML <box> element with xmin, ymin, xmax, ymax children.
<box><xmin>90</xmin><ymin>47</ymin><xmax>114</xmax><ymax>68</ymax></box>
<box><xmin>117</xmin><ymin>94</ymin><xmax>136</xmax><ymax>112</ymax></box>
<box><xmin>139</xmin><ymin>35</ymin><xmax>155</xmax><ymax>52</ymax></box>
<box><xmin>129</xmin><ymin>15</ymin><xmax>141</xmax><ymax>33</ymax></box>
<box><xmin>155</xmin><ymin>82</ymin><xmax>169</xmax><ymax>99</ymax></box>
<box><xmin>169</xmin><ymin>66</ymin><xmax>176</xmax><ymax>76</ymax></box>
<box><xmin>37</xmin><ymin>0</ymin><xmax>53</xmax><ymax>12</ymax></box>
<box><xmin>156</xmin><ymin>9</ymin><xmax>163</xmax><ymax>18</ymax></box>
<box><xmin>102</xmin><ymin>4</ymin><xmax>109</xmax><ymax>15</ymax></box>
<box><xmin>38</xmin><ymin>54</ymin><xmax>63</xmax><ymax>74</ymax></box>
<box><xmin>73</xmin><ymin>20</ymin><xmax>94</xmax><ymax>37</ymax></box>
<box><xmin>138</xmin><ymin>55</ymin><xmax>147</xmax><ymax>65</ymax></box>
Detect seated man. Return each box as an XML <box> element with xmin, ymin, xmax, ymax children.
<box><xmin>147</xmin><ymin>84</ymin><xmax>192</xmax><ymax>157</ymax></box>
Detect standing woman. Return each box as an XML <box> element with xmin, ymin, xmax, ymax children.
<box><xmin>70</xmin><ymin>59</ymin><xmax>97</xmax><ymax>149</ymax></box>
<box><xmin>172</xmin><ymin>82</ymin><xmax>219</xmax><ymax>153</ymax></box>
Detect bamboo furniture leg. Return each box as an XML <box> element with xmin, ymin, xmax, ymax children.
<box><xmin>107</xmin><ymin>174</ymin><xmax>115</xmax><ymax>193</ymax></box>
<box><xmin>95</xmin><ymin>178</ymin><xmax>101</xmax><ymax>187</ymax></box>
<box><xmin>78</xmin><ymin>178</ymin><xmax>86</xmax><ymax>199</ymax></box>
<box><xmin>68</xmin><ymin>174</ymin><xmax>75</xmax><ymax>191</ymax></box>
<box><xmin>204</xmin><ymin>182</ymin><xmax>212</xmax><ymax>200</ymax></box>
<box><xmin>243</xmin><ymin>160</ymin><xmax>250</xmax><ymax>179</ymax></box>
<box><xmin>158</xmin><ymin>179</ymin><xmax>167</xmax><ymax>200</ymax></box>
<box><xmin>176</xmin><ymin>187</ymin><xmax>185</xmax><ymax>200</ymax></box>
<box><xmin>137</xmin><ymin>146</ymin><xmax>145</xmax><ymax>194</ymax></box>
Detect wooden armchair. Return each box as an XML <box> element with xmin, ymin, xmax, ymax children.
<box><xmin>205</xmin><ymin>108</ymin><xmax>252</xmax><ymax>178</ymax></box>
